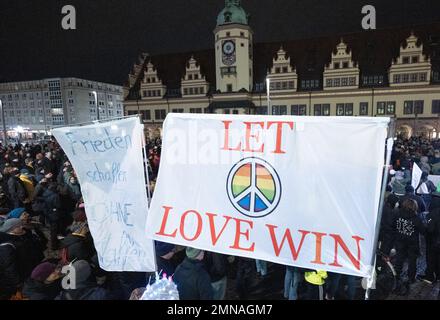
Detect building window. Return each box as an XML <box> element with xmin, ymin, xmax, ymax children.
<box><xmin>414</xmin><ymin>100</ymin><xmax>424</xmax><ymax>115</ymax></box>
<box><xmin>172</xmin><ymin>108</ymin><xmax>184</xmax><ymax>113</ymax></box>
<box><xmin>341</xmin><ymin>78</ymin><xmax>348</xmax><ymax>86</ymax></box>
<box><xmin>432</xmin><ymin>100</ymin><xmax>440</xmax><ymax>114</ymax></box>
<box><xmin>334</xmin><ymin>62</ymin><xmax>340</xmax><ymax>69</ymax></box>
<box><xmin>282</xmin><ymin>67</ymin><xmax>288</xmax><ymax>73</ymax></box>
<box><xmin>412</xmin><ymin>56</ymin><xmax>419</xmax><ymax>63</ymax></box>
<box><xmin>349</xmin><ymin>77</ymin><xmax>356</xmax><ymax>86</ymax></box>
<box><xmin>233</xmin><ymin>110</ymin><xmax>239</xmax><ymax>114</ymax></box>
<box><xmin>345</xmin><ymin>103</ymin><xmax>353</xmax><ymax>116</ymax></box>
<box><xmin>200</xmin><ymin>87</ymin><xmax>205</xmax><ymax>94</ymax></box>
<box><xmin>336</xmin><ymin>104</ymin><xmax>345</xmax><ymax>116</ymax></box>
<box><xmin>184</xmin><ymin>88</ymin><xmax>188</xmax><ymax>95</ymax></box>
<box><xmin>147</xmin><ymin>78</ymin><xmax>151</xmax><ymax>83</ymax></box>
<box><xmin>420</xmin><ymin>73</ymin><xmax>427</xmax><ymax>82</ymax></box>
<box><xmin>402</xmin><ymin>57</ymin><xmax>410</xmax><ymax>64</ymax></box>
<box><xmin>272</xmin><ymin>105</ymin><xmax>287</xmax><ymax>115</ymax></box>
<box><xmin>322</xmin><ymin>104</ymin><xmax>330</xmax><ymax>116</ymax></box>
<box><xmin>384</xmin><ymin>101</ymin><xmax>395</xmax><ymax>115</ymax></box>
<box><xmin>333</xmin><ymin>78</ymin><xmax>340</xmax><ymax>87</ymax></box>
<box><xmin>141</xmin><ymin>110</ymin><xmax>151</xmax><ymax>121</ymax></box>
<box><xmin>190</xmin><ymin>108</ymin><xmax>202</xmax><ymax>113</ymax></box>
<box><xmin>154</xmin><ymin>109</ymin><xmax>166</xmax><ymax>120</ymax></box>
<box><xmin>226</xmin><ymin>84</ymin><xmax>233</xmax><ymax>92</ymax></box>
<box><xmin>224</xmin><ymin>109</ymin><xmax>230</xmax><ymax>114</ymax></box>
<box><xmin>433</xmin><ymin>71</ymin><xmax>440</xmax><ymax>83</ymax></box>
<box><xmin>393</xmin><ymin>74</ymin><xmax>401</xmax><ymax>83</ymax></box>
<box><xmin>314</xmin><ymin>104</ymin><xmax>322</xmax><ymax>116</ymax></box>
<box><xmin>240</xmin><ymin>32</ymin><xmax>244</xmax><ymax>37</ymax></box>
<box><xmin>291</xmin><ymin>105</ymin><xmax>307</xmax><ymax>116</ymax></box>
<box><xmin>360</xmin><ymin>102</ymin><xmax>369</xmax><ymax>116</ymax></box>
<box><xmin>402</xmin><ymin>74</ymin><xmax>409</xmax><ymax>83</ymax></box>
<box><xmin>410</xmin><ymin>73</ymin><xmax>418</xmax><ymax>82</ymax></box>
<box><xmin>326</xmin><ymin>79</ymin><xmax>333</xmax><ymax>87</ymax></box>
<box><xmin>275</xmin><ymin>67</ymin><xmax>281</xmax><ymax>74</ymax></box>
<box><xmin>404</xmin><ymin>101</ymin><xmax>414</xmax><ymax>114</ymax></box>
<box><xmin>377</xmin><ymin>102</ymin><xmax>385</xmax><ymax>115</ymax></box>
<box><xmin>301</xmin><ymin>79</ymin><xmax>320</xmax><ymax>90</ymax></box>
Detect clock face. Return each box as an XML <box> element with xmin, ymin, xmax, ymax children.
<box><xmin>223</xmin><ymin>41</ymin><xmax>235</xmax><ymax>55</ymax></box>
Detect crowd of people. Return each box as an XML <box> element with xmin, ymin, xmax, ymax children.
<box><xmin>0</xmin><ymin>135</ymin><xmax>439</xmax><ymax>300</ymax></box>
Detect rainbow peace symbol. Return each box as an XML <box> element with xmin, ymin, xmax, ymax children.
<box><xmin>227</xmin><ymin>157</ymin><xmax>282</xmax><ymax>218</ymax></box>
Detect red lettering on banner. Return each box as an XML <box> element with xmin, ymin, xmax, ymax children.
<box><xmin>329</xmin><ymin>234</ymin><xmax>364</xmax><ymax>270</ymax></box>
<box><xmin>180</xmin><ymin>210</ymin><xmax>203</xmax><ymax>241</ymax></box>
<box><xmin>206</xmin><ymin>213</ymin><xmax>233</xmax><ymax>246</ymax></box>
<box><xmin>155</xmin><ymin>206</ymin><xmax>177</xmax><ymax>238</ymax></box>
<box><xmin>243</xmin><ymin>122</ymin><xmax>265</xmax><ymax>153</ymax></box>
<box><xmin>310</xmin><ymin>232</ymin><xmax>327</xmax><ymax>265</ymax></box>
<box><xmin>221</xmin><ymin>121</ymin><xmax>241</xmax><ymax>151</ymax></box>
<box><xmin>229</xmin><ymin>218</ymin><xmax>255</xmax><ymax>252</ymax></box>
<box><xmin>265</xmin><ymin>224</ymin><xmax>310</xmax><ymax>260</ymax></box>
<box><xmin>267</xmin><ymin>121</ymin><xmax>294</xmax><ymax>154</ymax></box>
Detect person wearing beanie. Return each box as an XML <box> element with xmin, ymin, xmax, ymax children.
<box><xmin>155</xmin><ymin>241</ymin><xmax>177</xmax><ymax>277</ymax></box>
<box><xmin>56</xmin><ymin>260</ymin><xmax>108</xmax><ymax>300</ymax></box>
<box><xmin>22</xmin><ymin>262</ymin><xmax>62</xmax><ymax>300</ymax></box>
<box><xmin>8</xmin><ymin>207</ymin><xmax>27</xmax><ymax>220</ymax></box>
<box><xmin>173</xmin><ymin>247</ymin><xmax>213</xmax><ymax>300</ymax></box>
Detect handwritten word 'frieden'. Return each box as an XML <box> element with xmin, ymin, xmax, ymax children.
<box><xmin>86</xmin><ymin>162</ymin><xmax>127</xmax><ymax>184</ymax></box>
<box><xmin>65</xmin><ymin>129</ymin><xmax>132</xmax><ymax>156</ymax></box>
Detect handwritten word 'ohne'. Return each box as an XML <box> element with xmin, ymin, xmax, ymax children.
<box><xmin>86</xmin><ymin>162</ymin><xmax>127</xmax><ymax>184</ymax></box>
<box><xmin>65</xmin><ymin>129</ymin><xmax>132</xmax><ymax>156</ymax></box>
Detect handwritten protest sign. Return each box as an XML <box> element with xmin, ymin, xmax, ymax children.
<box><xmin>53</xmin><ymin>117</ymin><xmax>156</xmax><ymax>272</ymax></box>
<box><xmin>146</xmin><ymin>114</ymin><xmax>389</xmax><ymax>278</ymax></box>
<box><xmin>412</xmin><ymin>163</ymin><xmax>423</xmax><ymax>190</ymax></box>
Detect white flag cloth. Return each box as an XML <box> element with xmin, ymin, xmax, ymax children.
<box><xmin>53</xmin><ymin>118</ymin><xmax>156</xmax><ymax>272</ymax></box>
<box><xmin>146</xmin><ymin>114</ymin><xmax>389</xmax><ymax>277</ymax></box>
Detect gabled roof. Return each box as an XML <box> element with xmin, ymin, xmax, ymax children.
<box><xmin>125</xmin><ymin>22</ymin><xmax>440</xmax><ymax>100</ymax></box>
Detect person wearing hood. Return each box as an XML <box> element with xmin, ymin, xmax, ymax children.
<box><xmin>0</xmin><ymin>217</ymin><xmax>45</xmax><ymax>278</ymax></box>
<box><xmin>22</xmin><ymin>262</ymin><xmax>62</xmax><ymax>300</ymax></box>
<box><xmin>56</xmin><ymin>260</ymin><xmax>109</xmax><ymax>300</ymax></box>
<box><xmin>393</xmin><ymin>199</ymin><xmax>426</xmax><ymax>292</ymax></box>
<box><xmin>399</xmin><ymin>185</ymin><xmax>426</xmax><ymax>214</ymax></box>
<box><xmin>173</xmin><ymin>247</ymin><xmax>213</xmax><ymax>300</ymax></box>
<box><xmin>7</xmin><ymin>167</ymin><xmax>27</xmax><ymax>208</ymax></box>
<box><xmin>390</xmin><ymin>170</ymin><xmax>409</xmax><ymax>196</ymax></box>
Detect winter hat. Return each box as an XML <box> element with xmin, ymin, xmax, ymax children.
<box><xmin>72</xmin><ymin>260</ymin><xmax>92</xmax><ymax>285</ymax></box>
<box><xmin>8</xmin><ymin>208</ymin><xmax>26</xmax><ymax>219</ymax></box>
<box><xmin>155</xmin><ymin>241</ymin><xmax>175</xmax><ymax>257</ymax></box>
<box><xmin>31</xmin><ymin>262</ymin><xmax>56</xmax><ymax>282</ymax></box>
<box><xmin>0</xmin><ymin>218</ymin><xmax>22</xmax><ymax>233</ymax></box>
<box><xmin>185</xmin><ymin>247</ymin><xmax>202</xmax><ymax>260</ymax></box>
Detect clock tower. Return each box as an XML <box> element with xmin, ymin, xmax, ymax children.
<box><xmin>214</xmin><ymin>0</ymin><xmax>253</xmax><ymax>93</ymax></box>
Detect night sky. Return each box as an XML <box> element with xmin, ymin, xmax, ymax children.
<box><xmin>0</xmin><ymin>0</ymin><xmax>439</xmax><ymax>85</ymax></box>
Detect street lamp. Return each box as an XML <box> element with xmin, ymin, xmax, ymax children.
<box><xmin>92</xmin><ymin>91</ymin><xmax>99</xmax><ymax>121</ymax></box>
<box><xmin>266</xmin><ymin>77</ymin><xmax>271</xmax><ymax>115</ymax></box>
<box><xmin>0</xmin><ymin>100</ymin><xmax>7</xmax><ymax>146</ymax></box>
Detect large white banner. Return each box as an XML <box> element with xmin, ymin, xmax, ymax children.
<box><xmin>53</xmin><ymin>117</ymin><xmax>156</xmax><ymax>272</ymax></box>
<box><xmin>412</xmin><ymin>163</ymin><xmax>423</xmax><ymax>190</ymax></box>
<box><xmin>146</xmin><ymin>114</ymin><xmax>389</xmax><ymax>277</ymax></box>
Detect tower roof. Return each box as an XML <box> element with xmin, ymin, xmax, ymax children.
<box><xmin>216</xmin><ymin>0</ymin><xmax>248</xmax><ymax>27</ymax></box>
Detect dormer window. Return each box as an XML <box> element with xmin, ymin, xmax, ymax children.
<box><xmin>275</xmin><ymin>67</ymin><xmax>280</xmax><ymax>73</ymax></box>
<box><xmin>343</xmin><ymin>61</ymin><xmax>349</xmax><ymax>68</ymax></box>
<box><xmin>412</xmin><ymin>56</ymin><xmax>419</xmax><ymax>63</ymax></box>
<box><xmin>147</xmin><ymin>78</ymin><xmax>151</xmax><ymax>83</ymax></box>
<box><xmin>224</xmin><ymin>12</ymin><xmax>232</xmax><ymax>23</ymax></box>
<box><xmin>188</xmin><ymin>74</ymin><xmax>193</xmax><ymax>80</ymax></box>
<box><xmin>194</xmin><ymin>74</ymin><xmax>199</xmax><ymax>80</ymax></box>
<box><xmin>282</xmin><ymin>67</ymin><xmax>288</xmax><ymax>73</ymax></box>
<box><xmin>402</xmin><ymin>56</ymin><xmax>410</xmax><ymax>64</ymax></box>
<box><xmin>334</xmin><ymin>62</ymin><xmax>340</xmax><ymax>69</ymax></box>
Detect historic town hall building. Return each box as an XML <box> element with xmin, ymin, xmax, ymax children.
<box><xmin>124</xmin><ymin>0</ymin><xmax>440</xmax><ymax>138</ymax></box>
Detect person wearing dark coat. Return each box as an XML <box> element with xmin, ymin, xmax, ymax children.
<box><xmin>7</xmin><ymin>168</ymin><xmax>27</xmax><ymax>208</ymax></box>
<box><xmin>174</xmin><ymin>247</ymin><xmax>213</xmax><ymax>300</ymax></box>
<box><xmin>235</xmin><ymin>257</ymin><xmax>255</xmax><ymax>300</ymax></box>
<box><xmin>421</xmin><ymin>208</ymin><xmax>440</xmax><ymax>284</ymax></box>
<box><xmin>22</xmin><ymin>262</ymin><xmax>62</xmax><ymax>300</ymax></box>
<box><xmin>399</xmin><ymin>185</ymin><xmax>426</xmax><ymax>214</ymax></box>
<box><xmin>56</xmin><ymin>260</ymin><xmax>109</xmax><ymax>300</ymax></box>
<box><xmin>393</xmin><ymin>199</ymin><xmax>426</xmax><ymax>287</ymax></box>
<box><xmin>204</xmin><ymin>252</ymin><xmax>229</xmax><ymax>300</ymax></box>
<box><xmin>43</xmin><ymin>182</ymin><xmax>62</xmax><ymax>249</ymax></box>
<box><xmin>379</xmin><ymin>194</ymin><xmax>399</xmax><ymax>255</ymax></box>
<box><xmin>0</xmin><ymin>231</ymin><xmax>20</xmax><ymax>300</ymax></box>
<box><xmin>155</xmin><ymin>241</ymin><xmax>177</xmax><ymax>277</ymax></box>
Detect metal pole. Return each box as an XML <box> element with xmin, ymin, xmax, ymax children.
<box><xmin>365</xmin><ymin>119</ymin><xmax>396</xmax><ymax>300</ymax></box>
<box><xmin>0</xmin><ymin>100</ymin><xmax>7</xmax><ymax>146</ymax></box>
<box><xmin>266</xmin><ymin>78</ymin><xmax>271</xmax><ymax>115</ymax></box>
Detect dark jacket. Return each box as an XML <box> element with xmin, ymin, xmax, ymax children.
<box><xmin>394</xmin><ymin>208</ymin><xmax>425</xmax><ymax>248</ymax></box>
<box><xmin>204</xmin><ymin>252</ymin><xmax>228</xmax><ymax>283</ymax></box>
<box><xmin>22</xmin><ymin>278</ymin><xmax>61</xmax><ymax>300</ymax></box>
<box><xmin>60</xmin><ymin>233</ymin><xmax>94</xmax><ymax>263</ymax></box>
<box><xmin>174</xmin><ymin>257</ymin><xmax>214</xmax><ymax>300</ymax></box>
<box><xmin>427</xmin><ymin>209</ymin><xmax>440</xmax><ymax>249</ymax></box>
<box><xmin>156</xmin><ymin>256</ymin><xmax>176</xmax><ymax>277</ymax></box>
<box><xmin>0</xmin><ymin>235</ymin><xmax>20</xmax><ymax>299</ymax></box>
<box><xmin>400</xmin><ymin>193</ymin><xmax>426</xmax><ymax>213</ymax></box>
<box><xmin>32</xmin><ymin>183</ymin><xmax>47</xmax><ymax>213</ymax></box>
<box><xmin>42</xmin><ymin>188</ymin><xmax>61</xmax><ymax>222</ymax></box>
<box><xmin>7</xmin><ymin>175</ymin><xmax>27</xmax><ymax>207</ymax></box>
<box><xmin>56</xmin><ymin>283</ymin><xmax>108</xmax><ymax>300</ymax></box>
